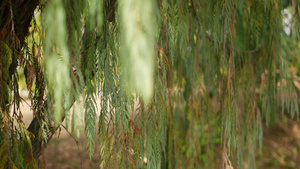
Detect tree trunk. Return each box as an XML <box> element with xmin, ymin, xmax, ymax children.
<box><xmin>0</xmin><ymin>0</ymin><xmax>40</xmax><ymax>43</ymax></box>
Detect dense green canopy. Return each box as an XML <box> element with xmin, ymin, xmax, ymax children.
<box><xmin>0</xmin><ymin>0</ymin><xmax>300</xmax><ymax>168</ymax></box>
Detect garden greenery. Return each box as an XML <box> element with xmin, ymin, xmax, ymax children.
<box><xmin>0</xmin><ymin>0</ymin><xmax>300</xmax><ymax>168</ymax></box>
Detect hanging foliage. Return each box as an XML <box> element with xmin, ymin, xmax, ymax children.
<box><xmin>0</xmin><ymin>0</ymin><xmax>300</xmax><ymax>168</ymax></box>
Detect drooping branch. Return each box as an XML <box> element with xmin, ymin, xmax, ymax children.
<box><xmin>205</xmin><ymin>32</ymin><xmax>263</xmax><ymax>54</ymax></box>
<box><xmin>189</xmin><ymin>1</ymin><xmax>263</xmax><ymax>54</ymax></box>
<box><xmin>26</xmin><ymin>6</ymin><xmax>116</xmax><ymax>161</ymax></box>
<box><xmin>0</xmin><ymin>0</ymin><xmax>119</xmax><ymax>162</ymax></box>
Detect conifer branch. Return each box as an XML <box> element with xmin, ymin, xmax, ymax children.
<box><xmin>205</xmin><ymin>32</ymin><xmax>263</xmax><ymax>54</ymax></box>
<box><xmin>1</xmin><ymin>1</ymin><xmax>299</xmax><ymax>168</ymax></box>
<box><xmin>190</xmin><ymin>0</ymin><xmax>263</xmax><ymax>54</ymax></box>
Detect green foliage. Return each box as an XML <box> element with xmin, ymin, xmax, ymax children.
<box><xmin>0</xmin><ymin>41</ymin><xmax>12</xmax><ymax>112</ymax></box>
<box><xmin>1</xmin><ymin>0</ymin><xmax>300</xmax><ymax>168</ymax></box>
<box><xmin>119</xmin><ymin>0</ymin><xmax>159</xmax><ymax>102</ymax></box>
<box><xmin>43</xmin><ymin>0</ymin><xmax>71</xmax><ymax>125</ymax></box>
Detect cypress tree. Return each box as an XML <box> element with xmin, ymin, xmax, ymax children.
<box><xmin>0</xmin><ymin>0</ymin><xmax>299</xmax><ymax>168</ymax></box>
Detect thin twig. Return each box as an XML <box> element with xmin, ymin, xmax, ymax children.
<box><xmin>61</xmin><ymin>124</ymin><xmax>83</xmax><ymax>169</ymax></box>
<box><xmin>191</xmin><ymin>0</ymin><xmax>200</xmax><ymax>21</ymax></box>
<box><xmin>222</xmin><ymin>5</ymin><xmax>227</xmax><ymax>169</ymax></box>
<box><xmin>9</xmin><ymin>2</ymin><xmax>16</xmax><ymax>165</ymax></box>
<box><xmin>57</xmin><ymin>127</ymin><xmax>61</xmax><ymax>138</ymax></box>
<box><xmin>227</xmin><ymin>1</ymin><xmax>239</xmax><ymax>168</ymax></box>
<box><xmin>9</xmin><ymin>0</ymin><xmax>15</xmax><ymax>39</ymax></box>
<box><xmin>19</xmin><ymin>96</ymin><xmax>34</xmax><ymax>111</ymax></box>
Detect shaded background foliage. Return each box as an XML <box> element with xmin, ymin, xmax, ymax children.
<box><xmin>0</xmin><ymin>0</ymin><xmax>300</xmax><ymax>168</ymax></box>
